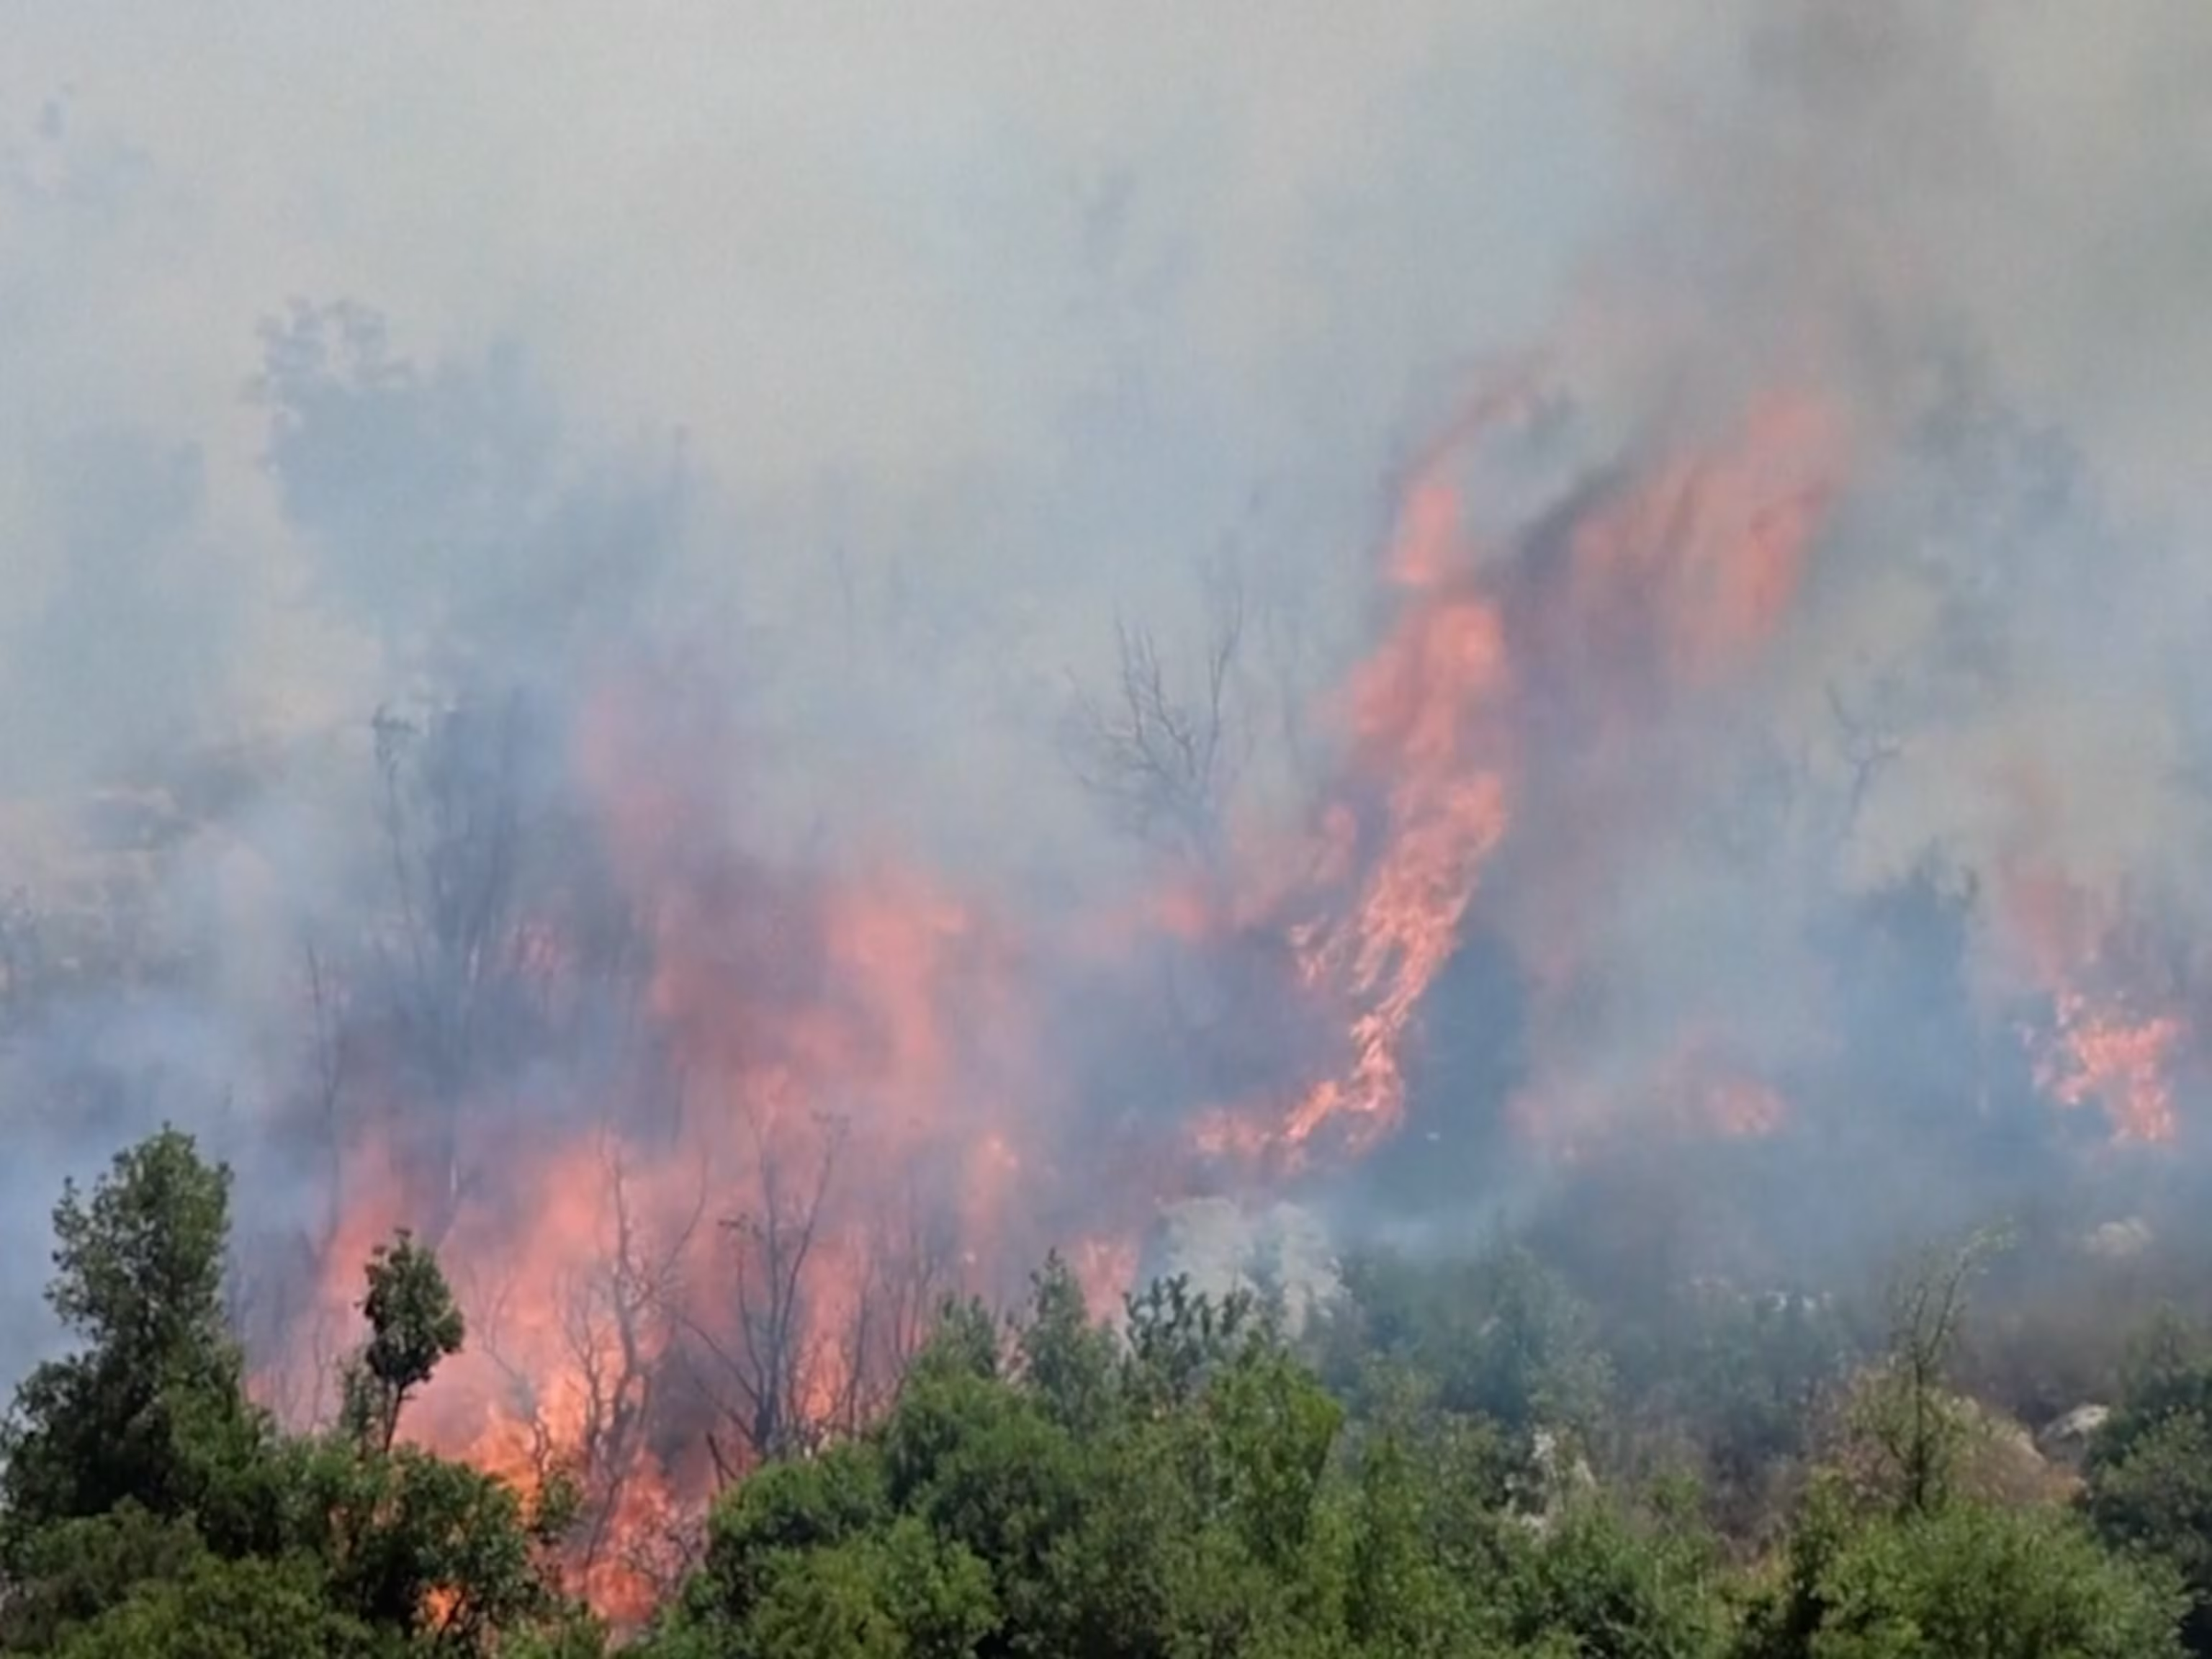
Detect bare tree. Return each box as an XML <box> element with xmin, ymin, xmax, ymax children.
<box><xmin>550</xmin><ymin>1141</ymin><xmax>705</xmax><ymax>1591</ymax></box>
<box><xmin>676</xmin><ymin>1105</ymin><xmax>851</xmax><ymax>1477</ymax></box>
<box><xmin>367</xmin><ymin>696</ymin><xmax>536</xmax><ymax>1242</ymax></box>
<box><xmin>472</xmin><ymin>1284</ymin><xmax>570</xmax><ymax>1491</ymax></box>
<box><xmin>1825</xmin><ymin>678</ymin><xmax>1906</xmax><ymax>842</ymax></box>
<box><xmin>235</xmin><ymin>938</ymin><xmax>358</xmax><ymax>1428</ymax></box>
<box><xmin>1857</xmin><ymin>1225</ymin><xmax>2013</xmax><ymax>1517</ymax></box>
<box><xmin>302</xmin><ymin>937</ymin><xmax>353</xmax><ymax>1260</ymax></box>
<box><xmin>1062</xmin><ymin>562</ymin><xmax>1254</xmax><ymax>875</ymax></box>
<box><xmin>835</xmin><ymin>1171</ymin><xmax>965</xmax><ymax>1434</ymax></box>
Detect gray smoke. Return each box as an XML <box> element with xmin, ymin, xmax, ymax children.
<box><xmin>2</xmin><ymin>1</ymin><xmax>2210</xmax><ymax>1408</ymax></box>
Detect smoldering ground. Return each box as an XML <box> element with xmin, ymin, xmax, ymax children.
<box><xmin>3</xmin><ymin>1</ymin><xmax>2212</xmax><ymax>1592</ymax></box>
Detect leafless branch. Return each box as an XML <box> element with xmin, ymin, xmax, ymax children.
<box><xmin>552</xmin><ymin>1137</ymin><xmax>706</xmax><ymax>1587</ymax></box>
<box><xmin>1827</xmin><ymin>678</ymin><xmax>1905</xmax><ymax>840</ymax></box>
<box><xmin>836</xmin><ymin>1173</ymin><xmax>962</xmax><ymax>1433</ymax></box>
<box><xmin>369</xmin><ymin>696</ymin><xmax>534</xmax><ymax>1241</ymax></box>
<box><xmin>672</xmin><ymin>1104</ymin><xmax>852</xmax><ymax>1471</ymax></box>
<box><xmin>1061</xmin><ymin>563</ymin><xmax>1254</xmax><ymax>871</ymax></box>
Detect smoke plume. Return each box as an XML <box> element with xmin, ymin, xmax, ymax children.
<box><xmin>6</xmin><ymin>0</ymin><xmax>2211</xmax><ymax>1618</ymax></box>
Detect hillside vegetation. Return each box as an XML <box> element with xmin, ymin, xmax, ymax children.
<box><xmin>4</xmin><ymin>1128</ymin><xmax>2211</xmax><ymax>1657</ymax></box>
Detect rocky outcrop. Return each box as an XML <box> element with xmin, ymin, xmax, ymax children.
<box><xmin>2036</xmin><ymin>1403</ymin><xmax>2111</xmax><ymax>1468</ymax></box>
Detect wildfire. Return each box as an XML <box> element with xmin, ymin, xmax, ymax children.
<box><xmin>1280</xmin><ymin>471</ymin><xmax>1515</xmax><ymax>1153</ymax></box>
<box><xmin>256</xmin><ymin>370</ymin><xmax>2197</xmax><ymax>1628</ymax></box>
<box><xmin>2038</xmin><ymin>991</ymin><xmax>2182</xmax><ymax>1145</ymax></box>
<box><xmin>1994</xmin><ymin>864</ymin><xmax>2189</xmax><ymax>1145</ymax></box>
<box><xmin>1261</xmin><ymin>390</ymin><xmax>1842</xmax><ymax>1159</ymax></box>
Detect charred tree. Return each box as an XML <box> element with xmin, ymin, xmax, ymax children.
<box><xmin>560</xmin><ymin>1141</ymin><xmax>700</xmax><ymax>1593</ymax></box>
<box><xmin>367</xmin><ymin>696</ymin><xmax>536</xmax><ymax>1246</ymax></box>
<box><xmin>677</xmin><ymin>1105</ymin><xmax>851</xmax><ymax>1477</ymax></box>
<box><xmin>1057</xmin><ymin>562</ymin><xmax>1320</xmax><ymax>1115</ymax></box>
<box><xmin>838</xmin><ymin>1169</ymin><xmax>965</xmax><ymax>1433</ymax></box>
<box><xmin>1062</xmin><ymin>562</ymin><xmax>1254</xmax><ymax>880</ymax></box>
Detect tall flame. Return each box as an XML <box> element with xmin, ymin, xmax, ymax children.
<box><xmin>258</xmin><ymin>372</ymin><xmax>2195</xmax><ymax>1627</ymax></box>
<box><xmin>1281</xmin><ymin>470</ymin><xmax>1514</xmax><ymax>1151</ymax></box>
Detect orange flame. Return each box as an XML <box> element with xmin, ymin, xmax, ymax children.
<box><xmin>1995</xmin><ymin>864</ymin><xmax>2187</xmax><ymax>1145</ymax></box>
<box><xmin>1280</xmin><ymin>495</ymin><xmax>1513</xmax><ymax>1151</ymax></box>
<box><xmin>1264</xmin><ymin>389</ymin><xmax>1841</xmax><ymax>1158</ymax></box>
<box><xmin>2038</xmin><ymin>991</ymin><xmax>2181</xmax><ymax>1145</ymax></box>
<box><xmin>260</xmin><ymin>369</ymin><xmax>2203</xmax><ymax>1631</ymax></box>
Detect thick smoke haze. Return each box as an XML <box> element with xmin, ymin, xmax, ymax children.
<box><xmin>5</xmin><ymin>0</ymin><xmax>2212</xmax><ymax>1611</ymax></box>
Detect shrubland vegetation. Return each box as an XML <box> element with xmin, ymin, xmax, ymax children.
<box><xmin>5</xmin><ymin>1127</ymin><xmax>2212</xmax><ymax>1656</ymax></box>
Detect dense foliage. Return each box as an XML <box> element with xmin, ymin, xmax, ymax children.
<box><xmin>0</xmin><ymin>1128</ymin><xmax>593</xmax><ymax>1657</ymax></box>
<box><xmin>1</xmin><ymin>1129</ymin><xmax>2208</xmax><ymax>1655</ymax></box>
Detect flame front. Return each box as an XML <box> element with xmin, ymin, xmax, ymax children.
<box><xmin>1995</xmin><ymin>865</ymin><xmax>2190</xmax><ymax>1145</ymax></box>
<box><xmin>258</xmin><ymin>371</ymin><xmax>2193</xmax><ymax>1626</ymax></box>
<box><xmin>1280</xmin><ymin>469</ymin><xmax>1515</xmax><ymax>1152</ymax></box>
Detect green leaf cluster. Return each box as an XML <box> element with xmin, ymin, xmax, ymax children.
<box><xmin>0</xmin><ymin>1128</ymin><xmax>595</xmax><ymax>1658</ymax></box>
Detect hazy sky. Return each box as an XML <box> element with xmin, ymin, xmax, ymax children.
<box><xmin>6</xmin><ymin>0</ymin><xmax>2212</xmax><ymax>1390</ymax></box>
<box><xmin>0</xmin><ymin>4</ymin><xmax>1662</xmax><ymax>827</ymax></box>
<box><xmin>9</xmin><ymin>4</ymin><xmax>2209</xmax><ymax>784</ymax></box>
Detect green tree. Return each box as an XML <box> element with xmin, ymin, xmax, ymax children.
<box><xmin>673</xmin><ymin>1442</ymin><xmax>891</xmax><ymax>1630</ymax></box>
<box><xmin>2082</xmin><ymin>1313</ymin><xmax>2212</xmax><ymax>1653</ymax></box>
<box><xmin>1314</xmin><ymin>1245</ymin><xmax>1611</xmax><ymax>1450</ymax></box>
<box><xmin>299</xmin><ymin>1228</ymin><xmax>582</xmax><ymax>1653</ymax></box>
<box><xmin>732</xmin><ymin>1520</ymin><xmax>995</xmax><ymax>1659</ymax></box>
<box><xmin>1801</xmin><ymin>1502</ymin><xmax>2184</xmax><ymax>1659</ymax></box>
<box><xmin>0</xmin><ymin>1130</ymin><xmax>588</xmax><ymax>1657</ymax></box>
<box><xmin>299</xmin><ymin>1442</ymin><xmax>576</xmax><ymax>1651</ymax></box>
<box><xmin>1012</xmin><ymin>1254</ymin><xmax>1117</xmax><ymax>1437</ymax></box>
<box><xmin>876</xmin><ymin>1359</ymin><xmax>1084</xmax><ymax>1647</ymax></box>
<box><xmin>1344</xmin><ymin>1429</ymin><xmax>1491</xmax><ymax>1658</ymax></box>
<box><xmin>730</xmin><ymin>1538</ymin><xmax>907</xmax><ymax>1659</ymax></box>
<box><xmin>0</xmin><ymin>1128</ymin><xmax>279</xmax><ymax>1568</ymax></box>
<box><xmin>1203</xmin><ymin>1348</ymin><xmax>1343</xmax><ymax>1578</ymax></box>
<box><xmin>341</xmin><ymin>1229</ymin><xmax>467</xmax><ymax>1455</ymax></box>
<box><xmin>662</xmin><ymin>1276</ymin><xmax>1385</xmax><ymax>1659</ymax></box>
<box><xmin>0</xmin><ymin>1503</ymin><xmax>214</xmax><ymax>1651</ymax></box>
<box><xmin>1122</xmin><ymin>1273</ymin><xmax>1256</xmax><ymax>1415</ymax></box>
<box><xmin>1499</xmin><ymin>1493</ymin><xmax>1728</xmax><ymax>1659</ymax></box>
<box><xmin>45</xmin><ymin>1551</ymin><xmax>387</xmax><ymax>1659</ymax></box>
